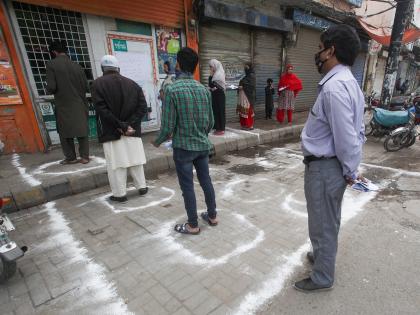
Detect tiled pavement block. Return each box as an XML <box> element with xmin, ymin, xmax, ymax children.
<box><xmin>245</xmin><ymin>134</ymin><xmax>260</xmax><ymax>147</ymax></box>
<box><xmin>269</xmin><ymin>129</ymin><xmax>281</xmax><ymax>143</ymax></box>
<box><xmin>12</xmin><ymin>186</ymin><xmax>46</xmax><ymax>210</ymax></box>
<box><xmin>68</xmin><ymin>173</ymin><xmax>96</xmax><ymax>195</ymax></box>
<box><xmin>41</xmin><ymin>177</ymin><xmax>71</xmax><ymax>201</ymax></box>
<box><xmin>18</xmin><ymin>259</ymin><xmax>39</xmax><ymax>278</ymax></box>
<box><xmin>149</xmin><ymin>283</ymin><xmax>173</xmax><ymax>305</ymax></box>
<box><xmin>167</xmin><ymin>274</ymin><xmax>196</xmax><ymax>295</ymax></box>
<box><xmin>182</xmin><ymin>289</ymin><xmax>210</xmax><ymax>311</ymax></box>
<box><xmin>175</xmin><ymin>281</ymin><xmax>205</xmax><ymax>302</ymax></box>
<box><xmin>90</xmin><ymin>169</ymin><xmax>109</xmax><ymax>188</ymax></box>
<box><xmin>279</xmin><ymin>126</ymin><xmax>294</xmax><ymax>140</ymax></box>
<box><xmin>209</xmin><ymin>304</ymin><xmax>233</xmax><ymax>315</ymax></box>
<box><xmin>164</xmin><ymin>297</ymin><xmax>183</xmax><ymax>313</ymax></box>
<box><xmin>49</xmin><ymin>279</ymin><xmax>81</xmax><ymax>299</ymax></box>
<box><xmin>95</xmin><ymin>244</ymin><xmax>132</xmax><ymax>270</ymax></box>
<box><xmin>0</xmin><ymin>286</ymin><xmax>10</xmax><ymax>304</ymax></box>
<box><xmin>127</xmin><ymin>291</ymin><xmax>153</xmax><ymax>313</ymax></box>
<box><xmin>25</xmin><ymin>272</ymin><xmax>52</xmax><ymax>307</ymax></box>
<box><xmin>173</xmin><ymin>307</ymin><xmax>193</xmax><ymax>315</ymax></box>
<box><xmin>192</xmin><ymin>295</ymin><xmax>222</xmax><ymax>315</ymax></box>
<box><xmin>7</xmin><ymin>278</ymin><xmax>29</xmax><ymax>298</ymax></box>
<box><xmin>143</xmin><ymin>296</ymin><xmax>170</xmax><ymax>315</ymax></box>
<box><xmin>10</xmin><ymin>293</ymin><xmax>36</xmax><ymax>315</ymax></box>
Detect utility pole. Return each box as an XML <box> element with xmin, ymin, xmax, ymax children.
<box><xmin>380</xmin><ymin>0</ymin><xmax>414</xmax><ymax>108</ymax></box>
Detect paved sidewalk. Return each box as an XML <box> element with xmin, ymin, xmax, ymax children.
<box><xmin>0</xmin><ymin>114</ymin><xmax>307</xmax><ymax>211</ymax></box>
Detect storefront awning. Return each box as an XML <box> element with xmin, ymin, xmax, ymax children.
<box><xmin>358</xmin><ymin>18</ymin><xmax>420</xmax><ymax>47</ymax></box>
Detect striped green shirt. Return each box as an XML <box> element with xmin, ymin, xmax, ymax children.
<box><xmin>155</xmin><ymin>74</ymin><xmax>214</xmax><ymax>151</ymax></box>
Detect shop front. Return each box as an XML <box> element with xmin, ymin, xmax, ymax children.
<box><xmin>197</xmin><ymin>0</ymin><xmax>293</xmax><ymax>121</ymax></box>
<box><xmin>2</xmin><ymin>0</ymin><xmax>195</xmax><ymax>148</ymax></box>
<box><xmin>0</xmin><ymin>3</ymin><xmax>43</xmax><ymax>153</ymax></box>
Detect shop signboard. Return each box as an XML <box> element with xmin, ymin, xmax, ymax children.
<box><xmin>155</xmin><ymin>27</ymin><xmax>181</xmax><ymax>75</ymax></box>
<box><xmin>107</xmin><ymin>33</ymin><xmax>159</xmax><ymax>130</ymax></box>
<box><xmin>0</xmin><ymin>27</ymin><xmax>22</xmax><ymax>106</ymax></box>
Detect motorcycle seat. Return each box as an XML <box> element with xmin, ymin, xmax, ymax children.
<box><xmin>374</xmin><ymin>108</ymin><xmax>409</xmax><ymax>127</ymax></box>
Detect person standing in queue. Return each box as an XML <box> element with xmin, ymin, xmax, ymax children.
<box><xmin>295</xmin><ymin>25</ymin><xmax>366</xmax><ymax>292</ymax></box>
<box><xmin>209</xmin><ymin>59</ymin><xmax>226</xmax><ymax>135</ymax></box>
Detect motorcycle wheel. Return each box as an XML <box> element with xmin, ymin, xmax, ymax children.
<box><xmin>404</xmin><ymin>134</ymin><xmax>416</xmax><ymax>147</ymax></box>
<box><xmin>384</xmin><ymin>133</ymin><xmax>406</xmax><ymax>152</ymax></box>
<box><xmin>0</xmin><ymin>257</ymin><xmax>17</xmax><ymax>283</ymax></box>
<box><xmin>365</xmin><ymin>120</ymin><xmax>374</xmax><ymax>136</ymax></box>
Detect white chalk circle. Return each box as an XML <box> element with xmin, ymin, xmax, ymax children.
<box><xmin>148</xmin><ymin>209</ymin><xmax>265</xmax><ymax>268</ymax></box>
<box><xmin>97</xmin><ymin>186</ymin><xmax>176</xmax><ymax>214</ymax></box>
<box><xmin>32</xmin><ymin>155</ymin><xmax>106</xmax><ymax>176</ymax></box>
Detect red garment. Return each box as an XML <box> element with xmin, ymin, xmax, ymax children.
<box><xmin>240</xmin><ymin>106</ymin><xmax>254</xmax><ymax>128</ymax></box>
<box><xmin>276</xmin><ymin>109</ymin><xmax>293</xmax><ymax>123</ymax></box>
<box><xmin>278</xmin><ymin>73</ymin><xmax>303</xmax><ymax>97</ymax></box>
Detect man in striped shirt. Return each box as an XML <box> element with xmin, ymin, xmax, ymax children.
<box><xmin>153</xmin><ymin>47</ymin><xmax>217</xmax><ymax>235</ymax></box>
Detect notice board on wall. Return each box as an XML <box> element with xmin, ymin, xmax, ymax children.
<box><xmin>107</xmin><ymin>33</ymin><xmax>159</xmax><ymax>130</ymax></box>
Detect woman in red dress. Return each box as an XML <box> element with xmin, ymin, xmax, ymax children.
<box><xmin>277</xmin><ymin>64</ymin><xmax>303</xmax><ymax>124</ymax></box>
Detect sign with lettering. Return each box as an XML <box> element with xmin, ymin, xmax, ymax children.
<box><xmin>293</xmin><ymin>9</ymin><xmax>334</xmax><ymax>31</ymax></box>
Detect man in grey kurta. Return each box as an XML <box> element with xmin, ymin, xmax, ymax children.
<box><xmin>46</xmin><ymin>41</ymin><xmax>89</xmax><ymax>164</ymax></box>
<box><xmin>294</xmin><ymin>25</ymin><xmax>365</xmax><ymax>292</ymax></box>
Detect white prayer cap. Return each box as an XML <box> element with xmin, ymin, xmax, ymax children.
<box><xmin>100</xmin><ymin>55</ymin><xmax>119</xmax><ymax>68</ymax></box>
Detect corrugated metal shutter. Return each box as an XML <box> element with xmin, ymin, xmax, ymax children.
<box><xmin>199</xmin><ymin>21</ymin><xmax>251</xmax><ymax>122</ymax></box>
<box><xmin>286</xmin><ymin>27</ymin><xmax>322</xmax><ymax>111</ymax></box>
<box><xmin>19</xmin><ymin>0</ymin><xmax>185</xmax><ymax>27</ymax></box>
<box><xmin>254</xmin><ymin>30</ymin><xmax>283</xmax><ymax>119</ymax></box>
<box><xmin>351</xmin><ymin>53</ymin><xmax>367</xmax><ymax>88</ymax></box>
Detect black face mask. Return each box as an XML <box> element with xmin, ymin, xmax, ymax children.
<box><xmin>314</xmin><ymin>47</ymin><xmax>329</xmax><ymax>73</ymax></box>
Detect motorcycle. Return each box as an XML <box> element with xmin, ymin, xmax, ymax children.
<box><xmin>365</xmin><ymin>107</ymin><xmax>412</xmax><ymax>137</ymax></box>
<box><xmin>0</xmin><ymin>197</ymin><xmax>27</xmax><ymax>283</ymax></box>
<box><xmin>384</xmin><ymin>111</ymin><xmax>419</xmax><ymax>152</ymax></box>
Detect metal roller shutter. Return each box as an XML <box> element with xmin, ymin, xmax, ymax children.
<box><xmin>199</xmin><ymin>21</ymin><xmax>251</xmax><ymax>122</ymax></box>
<box><xmin>253</xmin><ymin>30</ymin><xmax>283</xmax><ymax>119</ymax></box>
<box><xmin>351</xmin><ymin>53</ymin><xmax>367</xmax><ymax>88</ymax></box>
<box><xmin>286</xmin><ymin>27</ymin><xmax>322</xmax><ymax>112</ymax></box>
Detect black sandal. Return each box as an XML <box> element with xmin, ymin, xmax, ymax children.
<box><xmin>174</xmin><ymin>223</ymin><xmax>200</xmax><ymax>235</ymax></box>
<box><xmin>200</xmin><ymin>212</ymin><xmax>218</xmax><ymax>226</ymax></box>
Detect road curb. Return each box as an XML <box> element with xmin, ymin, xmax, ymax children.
<box><xmin>3</xmin><ymin>125</ymin><xmax>304</xmax><ymax>212</ymax></box>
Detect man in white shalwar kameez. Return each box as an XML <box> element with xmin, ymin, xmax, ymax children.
<box><xmin>92</xmin><ymin>55</ymin><xmax>148</xmax><ymax>202</ymax></box>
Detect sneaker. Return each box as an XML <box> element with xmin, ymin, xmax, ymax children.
<box><xmin>108</xmin><ymin>195</ymin><xmax>128</xmax><ymax>203</ymax></box>
<box><xmin>294</xmin><ymin>278</ymin><xmax>333</xmax><ymax>292</ymax></box>
<box><xmin>79</xmin><ymin>158</ymin><xmax>90</xmax><ymax>164</ymax></box>
<box><xmin>60</xmin><ymin>159</ymin><xmax>78</xmax><ymax>165</ymax></box>
<box><xmin>307</xmin><ymin>252</ymin><xmax>314</xmax><ymax>264</ymax></box>
<box><xmin>139</xmin><ymin>187</ymin><xmax>148</xmax><ymax>196</ymax></box>
<box><xmin>214</xmin><ymin>131</ymin><xmax>225</xmax><ymax>136</ymax></box>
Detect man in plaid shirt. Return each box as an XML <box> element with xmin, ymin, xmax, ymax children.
<box><xmin>153</xmin><ymin>47</ymin><xmax>218</xmax><ymax>235</ymax></box>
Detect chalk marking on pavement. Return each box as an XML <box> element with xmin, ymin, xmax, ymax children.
<box><xmin>233</xmin><ymin>189</ymin><xmax>377</xmax><ymax>315</ymax></box>
<box><xmin>225</xmin><ymin>127</ymin><xmax>261</xmax><ymax>143</ymax></box>
<box><xmin>11</xmin><ymin>153</ymin><xmax>42</xmax><ymax>186</ymax></box>
<box><xmin>32</xmin><ymin>156</ymin><xmax>106</xmax><ymax>176</ymax></box>
<box><xmin>33</xmin><ymin>202</ymin><xmax>132</xmax><ymax>314</ymax></box>
<box><xmin>151</xmin><ymin>211</ymin><xmax>265</xmax><ymax>268</ymax></box>
<box><xmin>361</xmin><ymin>162</ymin><xmax>420</xmax><ymax>178</ymax></box>
<box><xmin>78</xmin><ymin>186</ymin><xmax>176</xmax><ymax>214</ymax></box>
<box><xmin>282</xmin><ymin>193</ymin><xmax>307</xmax><ymax>218</ymax></box>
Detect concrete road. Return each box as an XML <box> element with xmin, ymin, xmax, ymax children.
<box><xmin>1</xmin><ymin>138</ymin><xmax>419</xmax><ymax>315</ymax></box>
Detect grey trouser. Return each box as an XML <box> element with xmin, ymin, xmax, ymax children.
<box><xmin>304</xmin><ymin>158</ymin><xmax>347</xmax><ymax>286</ymax></box>
<box><xmin>59</xmin><ymin>135</ymin><xmax>89</xmax><ymax>160</ymax></box>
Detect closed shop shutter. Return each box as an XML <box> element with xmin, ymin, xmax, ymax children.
<box><xmin>253</xmin><ymin>30</ymin><xmax>283</xmax><ymax>119</ymax></box>
<box><xmin>286</xmin><ymin>27</ymin><xmax>322</xmax><ymax>111</ymax></box>
<box><xmin>19</xmin><ymin>0</ymin><xmax>185</xmax><ymax>27</ymax></box>
<box><xmin>373</xmin><ymin>57</ymin><xmax>386</xmax><ymax>97</ymax></box>
<box><xmin>199</xmin><ymin>21</ymin><xmax>251</xmax><ymax>122</ymax></box>
<box><xmin>351</xmin><ymin>53</ymin><xmax>367</xmax><ymax>88</ymax></box>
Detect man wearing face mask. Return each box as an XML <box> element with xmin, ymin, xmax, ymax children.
<box><xmin>295</xmin><ymin>25</ymin><xmax>365</xmax><ymax>292</ymax></box>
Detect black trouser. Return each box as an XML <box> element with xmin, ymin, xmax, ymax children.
<box><xmin>265</xmin><ymin>102</ymin><xmax>273</xmax><ymax>119</ymax></box>
<box><xmin>59</xmin><ymin>135</ymin><xmax>89</xmax><ymax>160</ymax></box>
<box><xmin>212</xmin><ymin>91</ymin><xmax>226</xmax><ymax>131</ymax></box>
